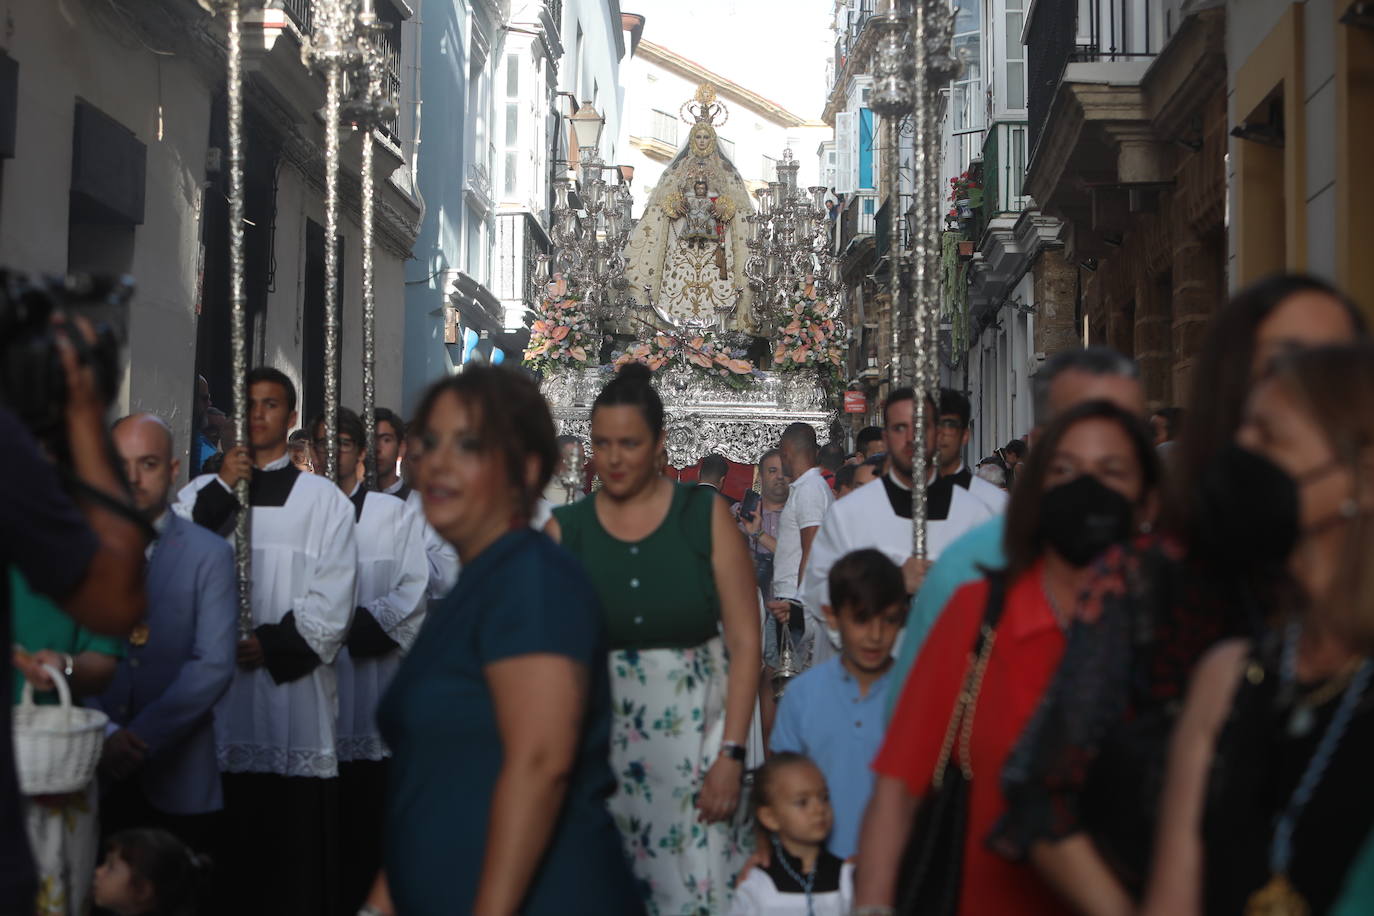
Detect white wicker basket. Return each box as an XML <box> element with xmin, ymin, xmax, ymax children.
<box><xmin>12</xmin><ymin>664</ymin><xmax>108</xmax><ymax>796</ymax></box>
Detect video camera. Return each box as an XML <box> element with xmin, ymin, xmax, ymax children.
<box><xmin>0</xmin><ymin>269</ymin><xmax>133</xmax><ymax>460</ymax></box>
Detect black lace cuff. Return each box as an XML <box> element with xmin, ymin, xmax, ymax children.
<box><xmin>347</xmin><ymin>609</ymin><xmax>400</xmax><ymax>659</ymax></box>
<box><xmin>192</xmin><ymin>480</ymin><xmax>239</xmax><ymax>534</ymax></box>
<box><xmin>255</xmin><ymin>611</ymin><xmax>322</xmax><ymax>684</ymax></box>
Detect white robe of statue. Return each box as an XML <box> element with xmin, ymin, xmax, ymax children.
<box><xmin>622</xmin><ymin>116</ymin><xmax>757</xmax><ymax>332</ymax></box>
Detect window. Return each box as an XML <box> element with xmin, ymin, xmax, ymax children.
<box><xmin>649</xmin><ymin>109</ymin><xmax>678</xmax><ymax>146</ymax></box>
<box><xmin>762</xmin><ymin>154</ymin><xmax>778</xmax><ymax>182</ymax></box>
<box><xmin>951</xmin><ymin>0</ymin><xmax>983</xmax><ymax>134</ymax></box>
<box><xmin>1010</xmin><ymin>125</ymin><xmax>1026</xmax><ymax>202</ymax></box>
<box><xmin>502</xmin><ymin>54</ymin><xmax>521</xmax><ymax>199</ymax></box>
<box><xmin>1005</xmin><ymin>0</ymin><xmax>1026</xmax><ymax>110</ymax></box>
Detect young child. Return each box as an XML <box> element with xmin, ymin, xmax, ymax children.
<box><xmin>729</xmin><ymin>753</ymin><xmax>854</xmax><ymax>915</ymax></box>
<box><xmin>92</xmin><ymin>829</ymin><xmax>207</xmax><ymax>916</ymax></box>
<box><xmin>768</xmin><ymin>548</ymin><xmax>905</xmax><ymax>859</ymax></box>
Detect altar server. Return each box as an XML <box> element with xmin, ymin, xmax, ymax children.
<box><xmin>309</xmin><ymin>407</ymin><xmax>429</xmax><ymax>913</ymax></box>
<box><xmin>381</xmin><ymin>408</ymin><xmax>461</xmax><ymax>601</ymax></box>
<box><xmin>174</xmin><ymin>367</ymin><xmax>357</xmax><ymax>916</ymax></box>
<box><xmin>799</xmin><ymin>388</ymin><xmax>995</xmax><ymax>665</ymax></box>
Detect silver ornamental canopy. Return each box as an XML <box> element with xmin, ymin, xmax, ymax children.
<box><xmin>542</xmin><ymin>366</ymin><xmax>832</xmax><ymax>467</ymax></box>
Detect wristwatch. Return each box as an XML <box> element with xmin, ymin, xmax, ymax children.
<box><xmin>719</xmin><ymin>740</ymin><xmax>746</xmax><ymax>762</ymax></box>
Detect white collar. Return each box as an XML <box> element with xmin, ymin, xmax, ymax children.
<box><xmin>258</xmin><ymin>453</ymin><xmax>292</xmax><ymax>472</ymax></box>
<box><xmin>346</xmin><ymin>479</ymin><xmax>362</xmax><ymax>498</ymax></box>
<box><xmin>790</xmin><ymin>465</ymin><xmax>823</xmax><ymax>489</ymax></box>
<box><xmin>382</xmin><ymin>477</ymin><xmax>405</xmax><ymax>495</ymax></box>
<box><xmin>888</xmin><ymin>469</ymin><xmax>912</xmax><ymax>491</ymax></box>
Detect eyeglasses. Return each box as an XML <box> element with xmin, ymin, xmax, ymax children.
<box><xmin>936</xmin><ymin>418</ymin><xmax>967</xmax><ymax>431</ymax></box>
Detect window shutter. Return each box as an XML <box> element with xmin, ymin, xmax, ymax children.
<box><xmin>834</xmin><ymin>111</ymin><xmax>855</xmax><ymax>194</ymax></box>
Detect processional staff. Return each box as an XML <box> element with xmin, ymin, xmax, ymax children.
<box><xmin>213</xmin><ymin>0</ymin><xmax>389</xmax><ymax>635</ymax></box>
<box><xmin>221</xmin><ymin>0</ymin><xmax>253</xmax><ymax>637</ymax></box>
<box><xmin>869</xmin><ymin>0</ymin><xmax>959</xmax><ymax>558</ymax></box>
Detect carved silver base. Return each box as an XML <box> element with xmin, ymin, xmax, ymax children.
<box><xmin>542</xmin><ymin>366</ymin><xmax>833</xmax><ymax>467</ymax></box>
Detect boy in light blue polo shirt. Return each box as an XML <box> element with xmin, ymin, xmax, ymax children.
<box><xmin>768</xmin><ymin>549</ymin><xmax>906</xmax><ymax>859</ymax></box>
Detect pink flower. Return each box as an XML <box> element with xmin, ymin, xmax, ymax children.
<box><xmin>773</xmin><ymin>343</ymin><xmax>786</xmax><ymax>362</ymax></box>
<box><xmin>569</xmin><ymin>346</ymin><xmax>587</xmax><ymax>362</ymax></box>
<box><xmin>727</xmin><ymin>358</ymin><xmax>753</xmax><ymax>375</ymax></box>
<box><xmin>655</xmin><ymin>334</ymin><xmax>673</xmax><ymax>350</ymax></box>
<box><xmin>648</xmin><ymin>355</ymin><xmax>667</xmax><ymax>371</ymax></box>
<box><xmin>686</xmin><ymin>350</ymin><xmax>714</xmax><ymax>369</ymax></box>
<box><xmin>550</xmin><ymin>326</ymin><xmax>570</xmax><ymax>341</ymax></box>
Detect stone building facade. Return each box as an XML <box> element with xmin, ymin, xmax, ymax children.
<box><xmin>1026</xmin><ymin>2</ymin><xmax>1226</xmax><ymax>410</ymax></box>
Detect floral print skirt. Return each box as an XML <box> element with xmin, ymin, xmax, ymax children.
<box><xmin>608</xmin><ymin>636</ymin><xmax>753</xmax><ymax>915</ymax></box>
<box><xmin>25</xmin><ymin>782</ymin><xmax>98</xmax><ymax>916</ymax></box>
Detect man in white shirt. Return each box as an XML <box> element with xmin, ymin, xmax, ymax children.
<box><xmin>175</xmin><ymin>367</ymin><xmax>357</xmax><ymax>915</ymax></box>
<box><xmin>937</xmin><ymin>387</ymin><xmax>1009</xmax><ymax>513</ymax></box>
<box><xmin>800</xmin><ymin>388</ymin><xmax>996</xmax><ymax>664</ymax></box>
<box><xmin>768</xmin><ymin>423</ymin><xmax>835</xmax><ymax>663</ymax></box>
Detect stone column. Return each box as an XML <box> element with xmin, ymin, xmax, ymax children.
<box><xmin>1134</xmin><ymin>273</ymin><xmax>1173</xmax><ymax>409</ymax></box>
<box><xmin>1171</xmin><ymin>224</ymin><xmax>1222</xmax><ymax>408</ymax></box>
<box><xmin>1032</xmin><ymin>248</ymin><xmax>1079</xmax><ymax>359</ymax></box>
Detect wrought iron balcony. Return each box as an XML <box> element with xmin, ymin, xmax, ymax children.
<box><xmin>838</xmin><ymin>190</ymin><xmax>877</xmax><ymax>255</ymax></box>
<box><xmin>1027</xmin><ymin>0</ymin><xmax>1159</xmax><ymax>154</ymax></box>
<box><xmin>281</xmin><ymin>0</ymin><xmax>312</xmax><ymax>32</ymax></box>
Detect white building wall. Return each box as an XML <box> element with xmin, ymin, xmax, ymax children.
<box><xmin>0</xmin><ymin>3</ymin><xmax>212</xmax><ymax>462</ymax></box>
<box><xmin>618</xmin><ymin>49</ymin><xmax>827</xmax><ymax>220</ymax></box>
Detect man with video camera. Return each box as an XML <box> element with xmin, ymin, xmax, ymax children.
<box><xmin>2</xmin><ymin>304</ymin><xmax>149</xmax><ymax>911</ymax></box>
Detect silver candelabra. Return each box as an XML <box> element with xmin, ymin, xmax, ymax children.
<box><xmin>744</xmin><ymin>148</ymin><xmax>835</xmax><ymax>324</ymax></box>
<box><xmin>547</xmin><ymin>101</ymin><xmax>637</xmax><ymax>322</ymax></box>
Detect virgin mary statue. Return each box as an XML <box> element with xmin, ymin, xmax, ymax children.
<box><xmin>622</xmin><ymin>84</ymin><xmax>757</xmax><ymax>333</ymax></box>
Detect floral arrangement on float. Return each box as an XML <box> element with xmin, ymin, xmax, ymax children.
<box><xmin>612</xmin><ymin>331</ymin><xmax>759</xmax><ymax>390</ymax></box>
<box><xmin>522</xmin><ymin>275</ymin><xmax>597</xmax><ymax>373</ymax></box>
<box><xmin>772</xmin><ymin>295</ymin><xmax>845</xmax><ymax>387</ymax></box>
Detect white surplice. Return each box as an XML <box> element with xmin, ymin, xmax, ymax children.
<box><xmin>799</xmin><ymin>472</ymin><xmax>996</xmax><ymax>665</ymax></box>
<box><xmin>387</xmin><ymin>482</ymin><xmax>461</xmax><ymax>601</ymax></box>
<box><xmin>336</xmin><ymin>487</ymin><xmax>429</xmax><ymax>762</ymax></box>
<box><xmin>174</xmin><ymin>455</ymin><xmax>358</xmax><ymax>778</ymax></box>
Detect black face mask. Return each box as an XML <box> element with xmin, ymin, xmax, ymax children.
<box><xmin>1195</xmin><ymin>443</ymin><xmax>1301</xmax><ymax>570</ymax></box>
<box><xmin>1038</xmin><ymin>474</ymin><xmax>1137</xmax><ymax>568</ymax></box>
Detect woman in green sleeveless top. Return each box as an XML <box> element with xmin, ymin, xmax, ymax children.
<box><xmin>549</xmin><ymin>363</ymin><xmax>761</xmax><ymax>914</ymax></box>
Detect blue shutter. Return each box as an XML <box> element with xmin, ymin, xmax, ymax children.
<box><xmin>858</xmin><ymin>108</ymin><xmax>874</xmax><ymax>190</ymax></box>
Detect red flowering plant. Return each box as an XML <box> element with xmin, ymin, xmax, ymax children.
<box><xmin>771</xmin><ymin>294</ymin><xmax>845</xmax><ymax>387</ymax></box>
<box><xmin>522</xmin><ymin>275</ymin><xmax>597</xmax><ymax>373</ymax></box>
<box><xmin>612</xmin><ymin>331</ymin><xmax>758</xmax><ymax>390</ymax></box>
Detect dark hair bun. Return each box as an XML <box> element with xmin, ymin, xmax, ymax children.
<box><xmin>616</xmin><ymin>362</ymin><xmax>654</xmax><ymax>385</ymax></box>
<box><xmin>595</xmin><ymin>361</ymin><xmax>665</xmax><ymax>438</ymax></box>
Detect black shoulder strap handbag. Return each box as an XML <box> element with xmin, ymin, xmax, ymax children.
<box><xmin>894</xmin><ymin>572</ymin><xmax>1009</xmax><ymax>916</ymax></box>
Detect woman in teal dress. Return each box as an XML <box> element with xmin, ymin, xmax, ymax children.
<box><xmin>549</xmin><ymin>364</ymin><xmax>762</xmax><ymax>915</ymax></box>
<box><xmin>368</xmin><ymin>366</ymin><xmax>639</xmax><ymax>915</ymax></box>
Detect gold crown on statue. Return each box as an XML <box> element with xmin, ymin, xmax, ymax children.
<box><xmin>680</xmin><ymin>83</ymin><xmax>728</xmax><ymax>127</ymax></box>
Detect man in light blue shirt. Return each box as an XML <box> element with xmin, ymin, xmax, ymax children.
<box><xmin>885</xmin><ymin>347</ymin><xmax>1147</xmax><ymax>721</ymax></box>
<box><xmin>770</xmin><ymin>549</ymin><xmax>906</xmax><ymax>858</ymax></box>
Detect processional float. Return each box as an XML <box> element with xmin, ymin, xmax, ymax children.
<box><xmin>213</xmin><ymin>0</ymin><xmax>393</xmax><ymax>634</ymax></box>
<box><xmin>533</xmin><ymin>86</ymin><xmax>840</xmax><ymax>469</ymax></box>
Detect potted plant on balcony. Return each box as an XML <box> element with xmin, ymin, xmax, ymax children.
<box><xmin>949</xmin><ymin>170</ymin><xmax>983</xmax><ymax>221</ymax></box>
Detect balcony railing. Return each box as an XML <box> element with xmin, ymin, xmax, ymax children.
<box><xmin>282</xmin><ymin>0</ymin><xmax>312</xmax><ymax>32</ymax></box>
<box><xmin>832</xmin><ymin>0</ymin><xmax>877</xmax><ymax>90</ymax></box>
<box><xmin>838</xmin><ymin>190</ymin><xmax>878</xmax><ymax>255</ymax></box>
<box><xmin>1027</xmin><ymin>0</ymin><xmax>1159</xmax><ymax>154</ymax></box>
